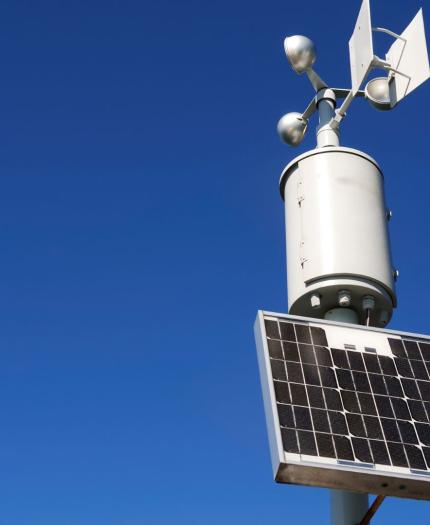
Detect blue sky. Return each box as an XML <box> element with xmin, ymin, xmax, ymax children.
<box><xmin>0</xmin><ymin>0</ymin><xmax>429</xmax><ymax>523</ymax></box>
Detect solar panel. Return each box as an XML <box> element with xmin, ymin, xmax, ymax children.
<box><xmin>254</xmin><ymin>311</ymin><xmax>430</xmax><ymax>499</ymax></box>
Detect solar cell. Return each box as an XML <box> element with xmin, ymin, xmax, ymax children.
<box><xmin>274</xmin><ymin>381</ymin><xmax>290</xmax><ymax>404</ymax></box>
<box><xmin>294</xmin><ymin>406</ymin><xmax>313</xmax><ymax>431</ymax></box>
<box><xmin>369</xmin><ymin>440</ymin><xmax>390</xmax><ymax>465</ymax></box>
<box><xmin>422</xmin><ymin>446</ymin><xmax>430</xmax><ymax>467</ymax></box>
<box><xmin>395</xmin><ymin>358</ymin><xmax>414</xmax><ymax>378</ymax></box>
<box><xmin>329</xmin><ymin>411</ymin><xmax>348</xmax><ymax>434</ymax></box>
<box><xmin>353</xmin><ymin>371</ymin><xmax>371</xmax><ymax>393</ymax></box>
<box><xmin>315</xmin><ymin>346</ymin><xmax>333</xmax><ymax>367</ymax></box>
<box><xmin>416</xmin><ymin>423</ymin><xmax>430</xmax><ymax>446</ymax></box>
<box><xmin>303</xmin><ymin>364</ymin><xmax>321</xmax><ymax>386</ymax></box>
<box><xmin>391</xmin><ymin>398</ymin><xmax>411</xmax><ymax>420</ymax></box>
<box><xmin>333</xmin><ymin>435</ymin><xmax>354</xmax><ymax>460</ymax></box>
<box><xmin>364</xmin><ymin>353</ymin><xmax>381</xmax><ymax>374</ymax></box>
<box><xmin>352</xmin><ymin>437</ymin><xmax>373</xmax><ymax>463</ymax></box>
<box><xmin>398</xmin><ymin>420</ymin><xmax>419</xmax><ymax>444</ymax></box>
<box><xmin>348</xmin><ymin>351</ymin><xmax>365</xmax><ymax>372</ymax></box>
<box><xmin>405</xmin><ymin>445</ymin><xmax>426</xmax><ymax>470</ymax></box>
<box><xmin>411</xmin><ymin>360</ymin><xmax>429</xmax><ymax>381</ymax></box>
<box><xmin>281</xmin><ymin>428</ymin><xmax>299</xmax><ymax>453</ymax></box>
<box><xmin>278</xmin><ymin>404</ymin><xmax>295</xmax><ymax>427</ymax></box>
<box><xmin>378</xmin><ymin>355</ymin><xmax>397</xmax><ymax>376</ymax></box>
<box><xmin>310</xmin><ymin>326</ymin><xmax>328</xmax><ymax>347</ymax></box>
<box><xmin>283</xmin><ymin>341</ymin><xmax>300</xmax><ymax>362</ymax></box>
<box><xmin>358</xmin><ymin>392</ymin><xmax>377</xmax><ymax>415</ymax></box>
<box><xmin>311</xmin><ymin>408</ymin><xmax>331</xmax><ymax>433</ymax></box>
<box><xmin>336</xmin><ymin>369</ymin><xmax>354</xmax><ymax>390</ymax></box>
<box><xmin>423</xmin><ymin>402</ymin><xmax>430</xmax><ymax>421</ymax></box>
<box><xmin>363</xmin><ymin>415</ymin><xmax>384</xmax><ymax>440</ymax></box>
<box><xmin>323</xmin><ymin>388</ymin><xmax>342</xmax><ymax>411</ymax></box>
<box><xmin>299</xmin><ymin>344</ymin><xmax>316</xmax><ymax>364</ymax></box>
<box><xmin>385</xmin><ymin>376</ymin><xmax>403</xmax><ymax>397</ymax></box>
<box><xmin>270</xmin><ymin>359</ymin><xmax>287</xmax><ymax>381</ymax></box>
<box><xmin>388</xmin><ymin>338</ymin><xmax>407</xmax><ymax>358</ymax></box>
<box><xmin>319</xmin><ymin>367</ymin><xmax>337</xmax><ymax>388</ymax></box>
<box><xmin>279</xmin><ymin>321</ymin><xmax>296</xmax><ymax>342</ymax></box>
<box><xmin>374</xmin><ymin>396</ymin><xmax>394</xmax><ymax>419</ymax></box>
<box><xmin>420</xmin><ymin>342</ymin><xmax>430</xmax><ymax>361</ymax></box>
<box><xmin>408</xmin><ymin>400</ymin><xmax>428</xmax><ymax>422</ymax></box>
<box><xmin>332</xmin><ymin>348</ymin><xmax>349</xmax><ymax>369</ymax></box>
<box><xmin>290</xmin><ymin>383</ymin><xmax>307</xmax><ymax>406</ymax></box>
<box><xmin>286</xmin><ymin>361</ymin><xmax>304</xmax><ymax>384</ymax></box>
<box><xmin>346</xmin><ymin>413</ymin><xmax>366</xmax><ymax>437</ymax></box>
<box><xmin>295</xmin><ymin>324</ymin><xmax>312</xmax><ymax>344</ymax></box>
<box><xmin>268</xmin><ymin>339</ymin><xmax>284</xmax><ymax>359</ymax></box>
<box><xmin>381</xmin><ymin>418</ymin><xmax>401</xmax><ymax>442</ymax></box>
<box><xmin>341</xmin><ymin>390</ymin><xmax>360</xmax><ymax>413</ymax></box>
<box><xmin>402</xmin><ymin>378</ymin><xmax>420</xmax><ymax>400</ymax></box>
<box><xmin>369</xmin><ymin>373</ymin><xmax>387</xmax><ymax>395</ymax></box>
<box><xmin>307</xmin><ymin>386</ymin><xmax>325</xmax><ymax>408</ymax></box>
<box><xmin>404</xmin><ymin>340</ymin><xmax>422</xmax><ymax>360</ymax></box>
<box><xmin>298</xmin><ymin>430</ymin><xmax>317</xmax><ymax>455</ymax></box>
<box><xmin>418</xmin><ymin>381</ymin><xmax>430</xmax><ymax>402</ymax></box>
<box><xmin>387</xmin><ymin>442</ymin><xmax>409</xmax><ymax>468</ymax></box>
<box><xmin>264</xmin><ymin>319</ymin><xmax>280</xmax><ymax>340</ymax></box>
<box><xmin>316</xmin><ymin>432</ymin><xmax>336</xmax><ymax>458</ymax></box>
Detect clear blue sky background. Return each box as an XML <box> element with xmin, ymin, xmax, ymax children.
<box><xmin>0</xmin><ymin>0</ymin><xmax>429</xmax><ymax>523</ymax></box>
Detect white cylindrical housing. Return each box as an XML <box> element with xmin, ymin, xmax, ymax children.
<box><xmin>280</xmin><ymin>147</ymin><xmax>396</xmax><ymax>327</ymax></box>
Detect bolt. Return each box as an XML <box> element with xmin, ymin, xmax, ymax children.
<box><xmin>362</xmin><ymin>295</ymin><xmax>376</xmax><ymax>311</ymax></box>
<box><xmin>338</xmin><ymin>290</ymin><xmax>352</xmax><ymax>308</ymax></box>
<box><xmin>310</xmin><ymin>294</ymin><xmax>321</xmax><ymax>309</ymax></box>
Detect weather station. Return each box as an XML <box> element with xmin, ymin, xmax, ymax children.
<box><xmin>254</xmin><ymin>1</ymin><xmax>430</xmax><ymax>524</ymax></box>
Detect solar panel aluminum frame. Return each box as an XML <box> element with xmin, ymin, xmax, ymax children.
<box><xmin>254</xmin><ymin>310</ymin><xmax>430</xmax><ymax>500</ymax></box>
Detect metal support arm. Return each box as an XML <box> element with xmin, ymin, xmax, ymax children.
<box><xmin>357</xmin><ymin>495</ymin><xmax>386</xmax><ymax>525</ymax></box>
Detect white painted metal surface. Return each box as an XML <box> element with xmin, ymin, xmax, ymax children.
<box><xmin>316</xmin><ymin>89</ymin><xmax>340</xmax><ymax>148</ymax></box>
<box><xmin>280</xmin><ymin>147</ymin><xmax>396</xmax><ymax>326</ymax></box>
<box><xmin>386</xmin><ymin>9</ymin><xmax>430</xmax><ymax>107</ymax></box>
<box><xmin>349</xmin><ymin>0</ymin><xmax>373</xmax><ymax>95</ymax></box>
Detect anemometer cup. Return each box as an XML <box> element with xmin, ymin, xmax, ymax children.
<box><xmin>365</xmin><ymin>77</ymin><xmax>393</xmax><ymax>111</ymax></box>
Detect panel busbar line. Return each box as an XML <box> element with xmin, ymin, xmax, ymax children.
<box><xmin>255</xmin><ymin>311</ymin><xmax>430</xmax><ymax>499</ymax></box>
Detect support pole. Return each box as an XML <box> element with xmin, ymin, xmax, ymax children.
<box><xmin>325</xmin><ymin>308</ymin><xmax>369</xmax><ymax>525</ymax></box>
<box><xmin>331</xmin><ymin>490</ymin><xmax>369</xmax><ymax>525</ymax></box>
<box><xmin>316</xmin><ymin>89</ymin><xmax>340</xmax><ymax>148</ymax></box>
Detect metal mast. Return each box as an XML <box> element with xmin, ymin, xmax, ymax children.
<box><xmin>274</xmin><ymin>2</ymin><xmax>430</xmax><ymax>523</ymax></box>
